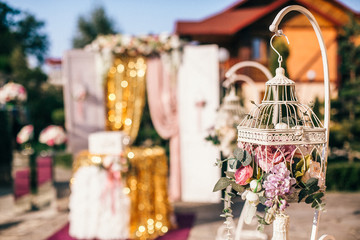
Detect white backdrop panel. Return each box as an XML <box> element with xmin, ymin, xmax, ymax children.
<box><xmin>63</xmin><ymin>50</ymin><xmax>106</xmax><ymax>154</ymax></box>
<box><xmin>178</xmin><ymin>45</ymin><xmax>221</xmax><ymax>203</ymax></box>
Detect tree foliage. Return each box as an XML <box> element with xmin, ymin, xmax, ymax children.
<box><xmin>330</xmin><ymin>14</ymin><xmax>360</xmax><ymax>162</ymax></box>
<box><xmin>0</xmin><ymin>1</ymin><xmax>53</xmax><ymax>185</ymax></box>
<box><xmin>72</xmin><ymin>6</ymin><xmax>117</xmax><ymax>48</ymax></box>
<box><xmin>0</xmin><ymin>2</ymin><xmax>48</xmax><ymax>71</ymax></box>
<box><xmin>14</xmin><ymin>13</ymin><xmax>49</xmax><ymax>63</ymax></box>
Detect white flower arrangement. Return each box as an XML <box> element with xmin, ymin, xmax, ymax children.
<box><xmin>85</xmin><ymin>33</ymin><xmax>184</xmax><ymax>57</ymax></box>
<box><xmin>0</xmin><ymin>82</ymin><xmax>27</xmax><ymax>104</ymax></box>
<box><xmin>39</xmin><ymin>125</ymin><xmax>67</xmax><ymax>147</ymax></box>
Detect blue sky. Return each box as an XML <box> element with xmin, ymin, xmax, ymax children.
<box><xmin>5</xmin><ymin>0</ymin><xmax>360</xmax><ymax>58</ymax></box>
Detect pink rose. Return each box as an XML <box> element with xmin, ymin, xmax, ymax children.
<box><xmin>301</xmin><ymin>161</ymin><xmax>325</xmax><ymax>187</ymax></box>
<box><xmin>235</xmin><ymin>165</ymin><xmax>253</xmax><ymax>185</ymax></box>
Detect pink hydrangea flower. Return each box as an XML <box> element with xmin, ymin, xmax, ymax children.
<box><xmin>279</xmin><ymin>199</ymin><xmax>289</xmax><ymax>211</ymax></box>
<box><xmin>262</xmin><ymin>162</ymin><xmax>296</xmax><ymax>210</ymax></box>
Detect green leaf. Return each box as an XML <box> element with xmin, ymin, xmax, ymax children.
<box><xmin>223</xmin><ymin>208</ymin><xmax>232</xmax><ymax>213</ymax></box>
<box><xmin>305</xmin><ymin>195</ymin><xmax>315</xmax><ymax>204</ymax></box>
<box><xmin>307</xmin><ymin>185</ymin><xmax>320</xmax><ymax>195</ymax></box>
<box><xmin>295</xmin><ymin>159</ymin><xmax>304</xmax><ymax>171</ymax></box>
<box><xmin>295</xmin><ymin>171</ymin><xmax>304</xmax><ymax>178</ymax></box>
<box><xmin>231</xmin><ymin>182</ymin><xmax>244</xmax><ymax>193</ymax></box>
<box><xmin>228</xmin><ymin>158</ymin><xmax>237</xmax><ymax>170</ymax></box>
<box><xmin>305</xmin><ymin>155</ymin><xmax>312</xmax><ymax>168</ymax></box>
<box><xmin>259</xmin><ymin>196</ymin><xmax>267</xmax><ymax>204</ymax></box>
<box><xmin>214</xmin><ymin>158</ymin><xmax>223</xmax><ymax>168</ymax></box>
<box><xmin>213</xmin><ymin>177</ymin><xmax>231</xmax><ymax>192</ymax></box>
<box><xmin>233</xmin><ymin>148</ymin><xmax>244</xmax><ymax>161</ymax></box>
<box><xmin>235</xmin><ymin>160</ymin><xmax>242</xmax><ymax>169</ymax></box>
<box><xmin>225</xmin><ymin>171</ymin><xmax>235</xmax><ymax>179</ymax></box>
<box><xmin>305</xmin><ymin>178</ymin><xmax>318</xmax><ymax>188</ymax></box>
<box><xmin>311</xmin><ymin>200</ymin><xmax>318</xmax><ymax>208</ymax></box>
<box><xmin>313</xmin><ymin>192</ymin><xmax>324</xmax><ymax>200</ymax></box>
<box><xmin>228</xmin><ymin>192</ymin><xmax>236</xmax><ymax>197</ymax></box>
<box><xmin>241</xmin><ymin>151</ymin><xmax>252</xmax><ymax>166</ymax></box>
<box><xmin>263</xmin><ymin>173</ymin><xmax>270</xmax><ymax>181</ymax></box>
<box><xmin>298</xmin><ymin>189</ymin><xmax>308</xmax><ymax>203</ymax></box>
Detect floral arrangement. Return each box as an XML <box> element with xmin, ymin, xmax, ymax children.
<box><xmin>0</xmin><ymin>82</ymin><xmax>27</xmax><ymax>105</ymax></box>
<box><xmin>206</xmin><ymin>110</ymin><xmax>241</xmax><ymax>157</ymax></box>
<box><xmin>206</xmin><ymin>120</ymin><xmax>237</xmax><ymax>157</ymax></box>
<box><xmin>85</xmin><ymin>33</ymin><xmax>184</xmax><ymax>57</ymax></box>
<box><xmin>16</xmin><ymin>125</ymin><xmax>34</xmax><ymax>144</ymax></box>
<box><xmin>102</xmin><ymin>154</ymin><xmax>129</xmax><ymax>180</ymax></box>
<box><xmin>214</xmin><ymin>144</ymin><xmax>325</xmax><ymax>231</ymax></box>
<box><xmin>39</xmin><ymin>125</ymin><xmax>67</xmax><ymax>147</ymax></box>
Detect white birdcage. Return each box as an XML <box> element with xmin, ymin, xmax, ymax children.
<box><xmin>236</xmin><ymin>30</ymin><xmax>327</xmax><ymax>181</ymax></box>
<box><xmin>215</xmin><ymin>5</ymin><xmax>335</xmax><ymax>240</ymax></box>
<box><xmin>237</xmin><ymin>66</ymin><xmax>327</xmax><ymax>177</ymax></box>
<box><xmin>214</xmin><ymin>85</ymin><xmax>246</xmax><ymax>157</ymax></box>
<box><xmin>217</xmin><ymin>86</ymin><xmax>246</xmax><ymax>127</ymax></box>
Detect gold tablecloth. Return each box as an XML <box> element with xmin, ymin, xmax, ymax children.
<box><xmin>73</xmin><ymin>146</ymin><xmax>172</xmax><ymax>239</ymax></box>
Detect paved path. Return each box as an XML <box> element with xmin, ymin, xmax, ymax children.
<box><xmin>184</xmin><ymin>192</ymin><xmax>360</xmax><ymax>240</ymax></box>
<box><xmin>0</xmin><ymin>166</ymin><xmax>359</xmax><ymax>240</ymax></box>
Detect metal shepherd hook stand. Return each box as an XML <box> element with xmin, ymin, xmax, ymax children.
<box><xmin>269</xmin><ymin>5</ymin><xmax>333</xmax><ymax>240</ymax></box>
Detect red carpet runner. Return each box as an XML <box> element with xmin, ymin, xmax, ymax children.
<box><xmin>47</xmin><ymin>213</ymin><xmax>195</xmax><ymax>240</ymax></box>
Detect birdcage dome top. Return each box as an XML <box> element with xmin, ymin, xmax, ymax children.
<box><xmin>237</xmin><ymin>67</ymin><xmax>326</xmax><ymax>146</ymax></box>
<box><xmin>216</xmin><ymin>87</ymin><xmax>246</xmax><ymax>126</ymax></box>
<box><xmin>266</xmin><ymin>67</ymin><xmax>294</xmax><ymax>86</ymax></box>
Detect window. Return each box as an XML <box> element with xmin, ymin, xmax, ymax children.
<box><xmin>251</xmin><ymin>38</ymin><xmax>266</xmax><ymax>61</ymax></box>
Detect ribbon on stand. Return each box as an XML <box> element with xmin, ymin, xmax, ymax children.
<box><xmin>72</xmin><ymin>84</ymin><xmax>87</xmax><ymax>121</ymax></box>
<box><xmin>101</xmin><ymin>155</ymin><xmax>123</xmax><ymax>214</ymax></box>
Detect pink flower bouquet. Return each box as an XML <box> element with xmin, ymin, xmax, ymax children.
<box><xmin>39</xmin><ymin>125</ymin><xmax>67</xmax><ymax>147</ymax></box>
<box><xmin>214</xmin><ymin>144</ymin><xmax>326</xmax><ymax>230</ymax></box>
<box><xmin>0</xmin><ymin>82</ymin><xmax>27</xmax><ymax>105</ymax></box>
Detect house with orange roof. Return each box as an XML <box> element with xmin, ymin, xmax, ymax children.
<box><xmin>176</xmin><ymin>0</ymin><xmax>359</xmax><ymax>106</ymax></box>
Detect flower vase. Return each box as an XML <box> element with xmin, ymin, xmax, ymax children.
<box><xmin>12</xmin><ymin>150</ymin><xmax>32</xmax><ymax>213</ymax></box>
<box><xmin>272</xmin><ymin>214</ymin><xmax>289</xmax><ymax>240</ymax></box>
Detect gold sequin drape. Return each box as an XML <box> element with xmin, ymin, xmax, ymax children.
<box><xmin>104</xmin><ymin>55</ymin><xmax>146</xmax><ymax>144</ymax></box>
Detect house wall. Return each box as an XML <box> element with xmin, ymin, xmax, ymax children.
<box><xmin>283</xmin><ymin>13</ymin><xmax>338</xmax><ymax>83</ymax></box>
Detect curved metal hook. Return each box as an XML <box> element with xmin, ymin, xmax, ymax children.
<box><xmin>270</xmin><ymin>31</ymin><xmax>290</xmax><ymax>68</ymax></box>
